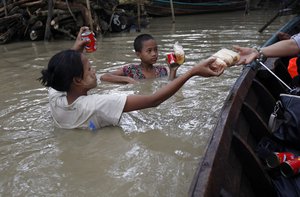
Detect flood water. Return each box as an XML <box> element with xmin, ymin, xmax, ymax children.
<box><xmin>0</xmin><ymin>10</ymin><xmax>293</xmax><ymax>196</ymax></box>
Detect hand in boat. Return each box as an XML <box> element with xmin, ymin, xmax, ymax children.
<box><xmin>72</xmin><ymin>26</ymin><xmax>90</xmax><ymax>52</ymax></box>
<box><xmin>277</xmin><ymin>32</ymin><xmax>291</xmax><ymax>40</ymax></box>
<box><xmin>232</xmin><ymin>45</ymin><xmax>259</xmax><ymax>65</ymax></box>
<box><xmin>193</xmin><ymin>57</ymin><xmax>224</xmax><ymax>77</ymax></box>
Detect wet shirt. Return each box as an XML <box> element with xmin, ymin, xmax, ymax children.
<box><xmin>48</xmin><ymin>88</ymin><xmax>127</xmax><ymax>129</ymax></box>
<box><xmin>122</xmin><ymin>64</ymin><xmax>168</xmax><ymax>79</ymax></box>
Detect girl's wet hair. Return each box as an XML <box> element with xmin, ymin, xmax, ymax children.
<box><xmin>133</xmin><ymin>34</ymin><xmax>154</xmax><ymax>52</ymax></box>
<box><xmin>38</xmin><ymin>49</ymin><xmax>84</xmax><ymax>92</ymax></box>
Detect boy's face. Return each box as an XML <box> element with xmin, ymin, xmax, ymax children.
<box><xmin>137</xmin><ymin>39</ymin><xmax>158</xmax><ymax>65</ymax></box>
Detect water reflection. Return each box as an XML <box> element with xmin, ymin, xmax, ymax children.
<box><xmin>0</xmin><ymin>10</ymin><xmax>293</xmax><ymax>196</ymax></box>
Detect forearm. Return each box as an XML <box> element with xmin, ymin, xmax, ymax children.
<box><xmin>123</xmin><ymin>69</ymin><xmax>194</xmax><ymax>112</ymax></box>
<box><xmin>262</xmin><ymin>39</ymin><xmax>300</xmax><ymax>57</ymax></box>
<box><xmin>100</xmin><ymin>73</ymin><xmax>134</xmax><ymax>84</ymax></box>
<box><xmin>168</xmin><ymin>68</ymin><xmax>177</xmax><ymax>80</ymax></box>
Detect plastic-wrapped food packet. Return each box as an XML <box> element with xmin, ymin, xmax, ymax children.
<box><xmin>210</xmin><ymin>48</ymin><xmax>240</xmax><ymax>71</ymax></box>
<box><xmin>173</xmin><ymin>41</ymin><xmax>185</xmax><ymax>65</ymax></box>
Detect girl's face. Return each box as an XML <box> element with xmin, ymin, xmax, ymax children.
<box><xmin>137</xmin><ymin>39</ymin><xmax>158</xmax><ymax>65</ymax></box>
<box><xmin>80</xmin><ymin>54</ymin><xmax>97</xmax><ymax>90</ymax></box>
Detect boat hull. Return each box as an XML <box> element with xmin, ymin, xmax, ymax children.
<box><xmin>145</xmin><ymin>0</ymin><xmax>246</xmax><ymax>16</ymax></box>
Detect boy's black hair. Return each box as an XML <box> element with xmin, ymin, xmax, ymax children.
<box><xmin>38</xmin><ymin>49</ymin><xmax>84</xmax><ymax>92</ymax></box>
<box><xmin>133</xmin><ymin>34</ymin><xmax>154</xmax><ymax>52</ymax></box>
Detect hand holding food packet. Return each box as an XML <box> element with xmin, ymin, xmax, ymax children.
<box><xmin>166</xmin><ymin>42</ymin><xmax>239</xmax><ymax>74</ymax></box>
<box><xmin>210</xmin><ymin>48</ymin><xmax>240</xmax><ymax>72</ymax></box>
<box><xmin>166</xmin><ymin>42</ymin><xmax>185</xmax><ymax>68</ymax></box>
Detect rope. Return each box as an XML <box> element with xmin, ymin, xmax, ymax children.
<box><xmin>258</xmin><ymin>61</ymin><xmax>292</xmax><ymax>91</ymax></box>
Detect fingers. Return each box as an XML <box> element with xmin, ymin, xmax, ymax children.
<box><xmin>216</xmin><ymin>65</ymin><xmax>225</xmax><ymax>76</ymax></box>
<box><xmin>236</xmin><ymin>58</ymin><xmax>247</xmax><ymax>65</ymax></box>
<box><xmin>201</xmin><ymin>57</ymin><xmax>224</xmax><ymax>77</ymax></box>
<box><xmin>232</xmin><ymin>45</ymin><xmax>239</xmax><ymax>49</ymax></box>
<box><xmin>168</xmin><ymin>63</ymin><xmax>180</xmax><ymax>70</ymax></box>
<box><xmin>277</xmin><ymin>32</ymin><xmax>291</xmax><ymax>40</ymax></box>
<box><xmin>206</xmin><ymin>57</ymin><xmax>216</xmax><ymax>65</ymax></box>
<box><xmin>129</xmin><ymin>79</ymin><xmax>138</xmax><ymax>84</ymax></box>
<box><xmin>206</xmin><ymin>65</ymin><xmax>224</xmax><ymax>77</ymax></box>
<box><xmin>80</xmin><ymin>26</ymin><xmax>89</xmax><ymax>32</ymax></box>
<box><xmin>197</xmin><ymin>57</ymin><xmax>216</xmax><ymax>69</ymax></box>
<box><xmin>72</xmin><ymin>26</ymin><xmax>91</xmax><ymax>51</ymax></box>
<box><xmin>76</xmin><ymin>26</ymin><xmax>89</xmax><ymax>40</ymax></box>
<box><xmin>232</xmin><ymin>45</ymin><xmax>242</xmax><ymax>52</ymax></box>
<box><xmin>215</xmin><ymin>67</ymin><xmax>225</xmax><ymax>76</ymax></box>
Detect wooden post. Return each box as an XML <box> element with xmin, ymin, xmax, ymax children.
<box><xmin>44</xmin><ymin>0</ymin><xmax>53</xmax><ymax>41</ymax></box>
<box><xmin>245</xmin><ymin>0</ymin><xmax>250</xmax><ymax>15</ymax></box>
<box><xmin>170</xmin><ymin>0</ymin><xmax>175</xmax><ymax>23</ymax></box>
<box><xmin>137</xmin><ymin>0</ymin><xmax>141</xmax><ymax>32</ymax></box>
<box><xmin>3</xmin><ymin>0</ymin><xmax>8</xmax><ymax>16</ymax></box>
<box><xmin>86</xmin><ymin>0</ymin><xmax>93</xmax><ymax>31</ymax></box>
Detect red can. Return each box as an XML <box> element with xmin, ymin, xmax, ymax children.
<box><xmin>166</xmin><ymin>53</ymin><xmax>178</xmax><ymax>68</ymax></box>
<box><xmin>265</xmin><ymin>152</ymin><xmax>295</xmax><ymax>168</ymax></box>
<box><xmin>81</xmin><ymin>30</ymin><xmax>96</xmax><ymax>53</ymax></box>
<box><xmin>281</xmin><ymin>157</ymin><xmax>300</xmax><ymax>177</ymax></box>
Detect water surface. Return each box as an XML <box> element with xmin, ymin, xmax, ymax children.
<box><xmin>0</xmin><ymin>10</ymin><xmax>293</xmax><ymax>196</ymax></box>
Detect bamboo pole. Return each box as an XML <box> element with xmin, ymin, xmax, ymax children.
<box><xmin>170</xmin><ymin>0</ymin><xmax>175</xmax><ymax>23</ymax></box>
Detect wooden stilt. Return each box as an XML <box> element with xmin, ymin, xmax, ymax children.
<box><xmin>245</xmin><ymin>0</ymin><xmax>250</xmax><ymax>15</ymax></box>
<box><xmin>86</xmin><ymin>0</ymin><xmax>93</xmax><ymax>32</ymax></box>
<box><xmin>170</xmin><ymin>0</ymin><xmax>175</xmax><ymax>23</ymax></box>
<box><xmin>44</xmin><ymin>0</ymin><xmax>53</xmax><ymax>41</ymax></box>
<box><xmin>137</xmin><ymin>0</ymin><xmax>141</xmax><ymax>32</ymax></box>
<box><xmin>3</xmin><ymin>0</ymin><xmax>8</xmax><ymax>16</ymax></box>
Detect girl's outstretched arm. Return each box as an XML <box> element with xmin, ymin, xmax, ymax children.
<box><xmin>123</xmin><ymin>57</ymin><xmax>222</xmax><ymax>112</ymax></box>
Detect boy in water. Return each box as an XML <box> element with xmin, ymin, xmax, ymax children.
<box><xmin>100</xmin><ymin>34</ymin><xmax>179</xmax><ymax>83</ymax></box>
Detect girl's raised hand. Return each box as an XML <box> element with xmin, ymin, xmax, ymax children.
<box><xmin>193</xmin><ymin>57</ymin><xmax>224</xmax><ymax>77</ymax></box>
<box><xmin>72</xmin><ymin>26</ymin><xmax>90</xmax><ymax>52</ymax></box>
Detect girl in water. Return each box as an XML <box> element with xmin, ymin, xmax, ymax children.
<box><xmin>38</xmin><ymin>27</ymin><xmax>223</xmax><ymax>129</ymax></box>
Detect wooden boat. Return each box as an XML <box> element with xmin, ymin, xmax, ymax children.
<box><xmin>188</xmin><ymin>14</ymin><xmax>300</xmax><ymax>197</ymax></box>
<box><xmin>144</xmin><ymin>0</ymin><xmax>246</xmax><ymax>16</ymax></box>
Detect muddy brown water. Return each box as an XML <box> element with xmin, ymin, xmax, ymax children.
<box><xmin>0</xmin><ymin>10</ymin><xmax>292</xmax><ymax>197</ymax></box>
